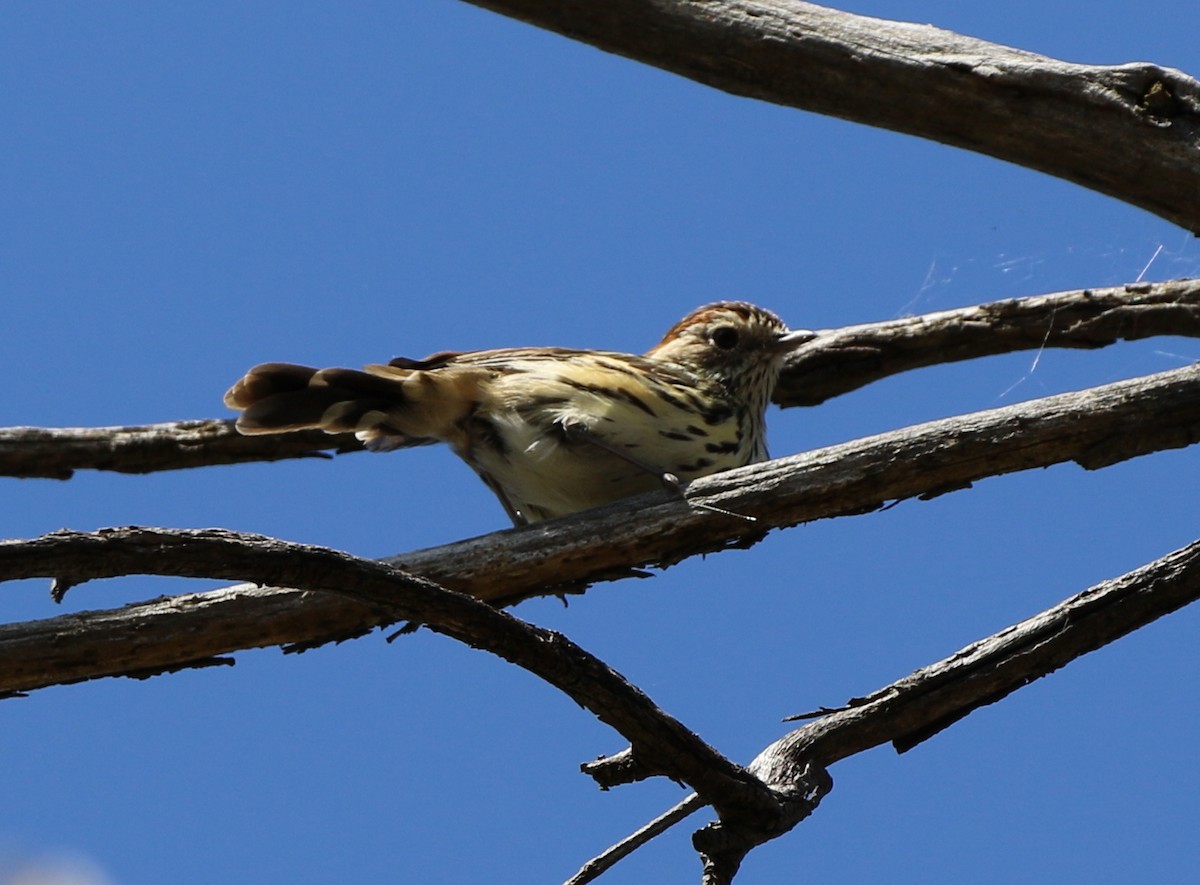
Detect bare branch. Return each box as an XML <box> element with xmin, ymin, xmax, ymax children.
<box><xmin>3</xmin><ymin>280</ymin><xmax>1197</xmax><ymax>479</ymax></box>
<box><xmin>3</xmin><ymin>527</ymin><xmax>785</xmax><ymax>820</ymax></box>
<box><xmin>0</xmin><ymin>420</ymin><xmax>361</xmax><ymax>479</ymax></box>
<box><xmin>779</xmin><ymin>279</ymin><xmax>1200</xmax><ymax>406</ymax></box>
<box><xmin>770</xmin><ymin>542</ymin><xmax>1200</xmax><ymax>763</ymax></box>
<box><xmin>693</xmin><ymin>536</ymin><xmax>1200</xmax><ymax>859</ymax></box>
<box><xmin>584</xmin><ymin>536</ymin><xmax>1200</xmax><ymax>880</ymax></box>
<box><xmin>462</xmin><ymin>0</ymin><xmax>1200</xmax><ymax>232</ymax></box>
<box><xmin>564</xmin><ymin>794</ymin><xmax>706</xmax><ymax>885</ymax></box>
<box><xmin>2</xmin><ymin>363</ymin><xmax>1199</xmax><ymax>694</ymax></box>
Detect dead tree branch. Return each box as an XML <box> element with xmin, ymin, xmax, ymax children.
<box><xmin>462</xmin><ymin>0</ymin><xmax>1200</xmax><ymax>232</ymax></box>
<box><xmin>779</xmin><ymin>279</ymin><xmax>1200</xmax><ymax>406</ymax></box>
<box><xmin>7</xmin><ymin>5</ymin><xmax>1197</xmax><ymax>883</ymax></box>
<box><xmin>693</xmin><ymin>536</ymin><xmax>1200</xmax><ymax>874</ymax></box>
<box><xmin>19</xmin><ymin>522</ymin><xmax>1197</xmax><ymax>883</ymax></box>
<box><xmin>2</xmin><ymin>362</ymin><xmax>1199</xmax><ymax>694</ymax></box>
<box><xmin>573</xmin><ymin>536</ymin><xmax>1200</xmax><ymax>882</ymax></box>
<box><xmin>3</xmin><ymin>528</ymin><xmax>784</xmax><ymax>821</ymax></box>
<box><xmin>0</xmin><ymin>420</ymin><xmax>361</xmax><ymax>480</ymax></box>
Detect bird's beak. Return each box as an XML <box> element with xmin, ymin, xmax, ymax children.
<box><xmin>776</xmin><ymin>328</ymin><xmax>818</xmax><ymax>350</ymax></box>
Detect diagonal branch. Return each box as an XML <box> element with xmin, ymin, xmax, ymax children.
<box><xmin>2</xmin><ymin>279</ymin><xmax>1197</xmax><ymax>479</ymax></box>
<box><xmin>772</xmin><ymin>541</ymin><xmax>1200</xmax><ymax>763</ymax></box>
<box><xmin>576</xmin><ymin>537</ymin><xmax>1200</xmax><ymax>881</ymax></box>
<box><xmin>688</xmin><ymin>536</ymin><xmax>1200</xmax><ymax>873</ymax></box>
<box><xmin>1</xmin><ymin>362</ymin><xmax>1199</xmax><ymax>694</ymax></box>
<box><xmin>462</xmin><ymin>0</ymin><xmax>1200</xmax><ymax>232</ymax></box>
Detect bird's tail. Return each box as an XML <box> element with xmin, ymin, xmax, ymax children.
<box><xmin>224</xmin><ymin>361</ymin><xmax>477</xmax><ymax>450</ymax></box>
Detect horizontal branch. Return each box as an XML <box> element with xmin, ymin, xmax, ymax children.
<box><xmin>778</xmin><ymin>279</ymin><xmax>1200</xmax><ymax>406</ymax></box>
<box><xmin>2</xmin><ymin>362</ymin><xmax>1199</xmax><ymax>694</ymax></box>
<box><xmin>464</xmin><ymin>0</ymin><xmax>1200</xmax><ymax>232</ymax></box>
<box><xmin>2</xmin><ymin>280</ymin><xmax>1196</xmax><ymax>478</ymax></box>
<box><xmin>0</xmin><ymin>420</ymin><xmax>361</xmax><ymax>480</ymax></box>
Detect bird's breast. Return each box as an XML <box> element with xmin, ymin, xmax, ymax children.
<box><xmin>457</xmin><ymin>359</ymin><xmax>752</xmax><ymax>520</ymax></box>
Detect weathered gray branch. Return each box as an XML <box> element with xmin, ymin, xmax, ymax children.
<box><xmin>779</xmin><ymin>279</ymin><xmax>1200</xmax><ymax>406</ymax></box>
<box><xmin>696</xmin><ymin>536</ymin><xmax>1200</xmax><ymax>872</ymax></box>
<box><xmin>769</xmin><ymin>542</ymin><xmax>1200</xmax><ymax>762</ymax></box>
<box><xmin>12</xmin><ymin>528</ymin><xmax>787</xmax><ymax>822</ymax></box>
<box><xmin>564</xmin><ymin>794</ymin><xmax>709</xmax><ymax>885</ymax></box>
<box><xmin>0</xmin><ymin>420</ymin><xmax>361</xmax><ymax>480</ymax></box>
<box><xmin>3</xmin><ymin>280</ymin><xmax>1197</xmax><ymax>479</ymax></box>
<box><xmin>2</xmin><ymin>362</ymin><xmax>1199</xmax><ymax>694</ymax></box>
<box><xmin>462</xmin><ymin>0</ymin><xmax>1200</xmax><ymax>232</ymax></box>
<box><xmin>574</xmin><ymin>536</ymin><xmax>1200</xmax><ymax>883</ymax></box>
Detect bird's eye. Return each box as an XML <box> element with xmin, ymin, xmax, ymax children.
<box><xmin>710</xmin><ymin>326</ymin><xmax>739</xmax><ymax>349</ymax></box>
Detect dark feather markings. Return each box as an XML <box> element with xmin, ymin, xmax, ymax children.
<box><xmin>592</xmin><ymin>357</ymin><xmax>643</xmax><ymax>378</ymax></box>
<box><xmin>701</xmin><ymin>405</ymin><xmax>734</xmax><ymax>426</ymax></box>
<box><xmin>320</xmin><ymin>399</ymin><xmax>402</xmax><ymax>433</ymax></box>
<box><xmin>226</xmin><ymin>363</ymin><xmax>319</xmax><ymax>408</ymax></box>
<box><xmin>225</xmin><ymin>300</ymin><xmax>793</xmax><ymax>525</ymax></box>
<box><xmin>617</xmin><ymin>388</ymin><xmax>658</xmax><ymax>417</ymax></box>
<box><xmin>659</xmin><ymin>429</ymin><xmax>694</xmax><ymax>441</ymax></box>
<box><xmin>230</xmin><ymin>362</ymin><xmax>433</xmax><ymax>441</ymax></box>
<box><xmin>559</xmin><ymin>377</ymin><xmax>657</xmax><ymax>417</ymax></box>
<box><xmin>468</xmin><ymin>411</ymin><xmax>510</xmax><ymax>458</ymax></box>
<box><xmin>658</xmin><ymin>383</ymin><xmax>734</xmax><ymax>427</ymax></box>
<box><xmin>513</xmin><ymin>394</ymin><xmax>572</xmax><ymax>417</ymax></box>
<box><xmin>387</xmin><ymin>350</ymin><xmax>463</xmax><ymax>371</ymax></box>
<box><xmin>652</xmin><ymin>388</ymin><xmax>689</xmax><ymax>412</ymax></box>
<box><xmin>314</xmin><ymin>368</ymin><xmax>408</xmax><ymax>401</ymax></box>
<box><xmin>239</xmin><ymin>389</ymin><xmax>355</xmax><ymax>431</ymax></box>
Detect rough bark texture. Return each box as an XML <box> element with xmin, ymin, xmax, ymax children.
<box><xmin>760</xmin><ymin>541</ymin><xmax>1200</xmax><ymax>767</ymax></box>
<box><xmin>686</xmin><ymin>537</ymin><xmax>1200</xmax><ymax>875</ymax></box>
<box><xmin>2</xmin><ymin>529</ymin><xmax>780</xmax><ymax>820</ymax></box>
<box><xmin>0</xmin><ymin>421</ymin><xmax>361</xmax><ymax>480</ymax></box>
<box><xmin>463</xmin><ymin>0</ymin><xmax>1200</xmax><ymax>232</ymax></box>
<box><xmin>11</xmin><ymin>527</ymin><xmax>1199</xmax><ymax>882</ymax></box>
<box><xmin>779</xmin><ymin>280</ymin><xmax>1200</xmax><ymax>406</ymax></box>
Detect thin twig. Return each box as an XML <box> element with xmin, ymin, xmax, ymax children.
<box><xmin>563</xmin><ymin>794</ymin><xmax>705</xmax><ymax>885</ymax></box>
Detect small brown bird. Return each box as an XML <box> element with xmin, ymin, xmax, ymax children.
<box><xmin>225</xmin><ymin>302</ymin><xmax>813</xmax><ymax>525</ymax></box>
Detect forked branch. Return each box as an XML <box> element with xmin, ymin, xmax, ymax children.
<box><xmin>570</xmin><ymin>537</ymin><xmax>1200</xmax><ymax>883</ymax></box>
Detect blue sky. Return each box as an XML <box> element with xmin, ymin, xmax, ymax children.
<box><xmin>3</xmin><ymin>3</ymin><xmax>1199</xmax><ymax>883</ymax></box>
